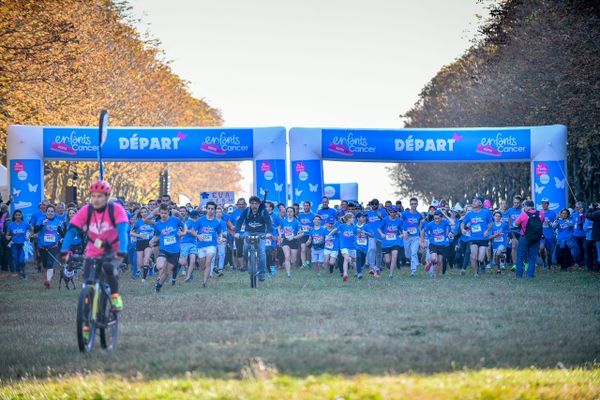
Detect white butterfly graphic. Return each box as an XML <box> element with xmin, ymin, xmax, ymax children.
<box><xmin>28</xmin><ymin>183</ymin><xmax>38</xmax><ymax>192</ymax></box>
<box><xmin>274</xmin><ymin>183</ymin><xmax>283</xmax><ymax>192</ymax></box>
<box><xmin>259</xmin><ymin>187</ymin><xmax>266</xmax><ymax>196</ymax></box>
<box><xmin>309</xmin><ymin>183</ymin><xmax>319</xmax><ymax>192</ymax></box>
<box><xmin>12</xmin><ymin>188</ymin><xmax>21</xmax><ymax>196</ymax></box>
<box><xmin>534</xmin><ymin>183</ymin><xmax>545</xmax><ymax>194</ymax></box>
<box><xmin>554</xmin><ymin>177</ymin><xmax>565</xmax><ymax>189</ymax></box>
<box><xmin>295</xmin><ymin>188</ymin><xmax>303</xmax><ymax>197</ymax></box>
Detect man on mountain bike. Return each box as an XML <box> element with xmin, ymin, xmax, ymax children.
<box><xmin>233</xmin><ymin>196</ymin><xmax>273</xmax><ymax>281</ymax></box>
<box><xmin>61</xmin><ymin>181</ymin><xmax>129</xmax><ymax>311</ymax></box>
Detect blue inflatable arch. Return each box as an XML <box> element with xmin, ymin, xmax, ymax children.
<box><xmin>289</xmin><ymin>125</ymin><xmax>568</xmax><ymax>211</ymax></box>
<box><xmin>7</xmin><ymin>125</ymin><xmax>287</xmax><ymax>220</ymax></box>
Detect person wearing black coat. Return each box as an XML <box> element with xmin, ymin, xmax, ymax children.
<box><xmin>585</xmin><ymin>203</ymin><xmax>600</xmax><ymax>270</ymax></box>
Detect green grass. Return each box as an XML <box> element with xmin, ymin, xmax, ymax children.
<box><xmin>0</xmin><ymin>265</ymin><xmax>599</xmax><ymax>398</ymax></box>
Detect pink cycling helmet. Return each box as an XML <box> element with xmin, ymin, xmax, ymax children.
<box><xmin>89</xmin><ymin>180</ymin><xmax>111</xmax><ymax>194</ymax></box>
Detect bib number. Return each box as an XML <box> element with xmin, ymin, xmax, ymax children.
<box><xmin>164</xmin><ymin>235</ymin><xmax>176</xmax><ymax>246</ymax></box>
<box><xmin>494</xmin><ymin>235</ymin><xmax>504</xmax><ymax>242</ymax></box>
<box><xmin>44</xmin><ymin>234</ymin><xmax>56</xmax><ymax>243</ymax></box>
<box><xmin>302</xmin><ymin>225</ymin><xmax>310</xmax><ymax>232</ymax></box>
<box><xmin>265</xmin><ymin>238</ymin><xmax>272</xmax><ymax>246</ymax></box>
<box><xmin>357</xmin><ymin>237</ymin><xmax>367</xmax><ymax>246</ymax></box>
<box><xmin>140</xmin><ymin>233</ymin><xmax>149</xmax><ymax>240</ymax></box>
<box><xmin>386</xmin><ymin>233</ymin><xmax>396</xmax><ymax>241</ymax></box>
<box><xmin>407</xmin><ymin>227</ymin><xmax>417</xmax><ymax>235</ymax></box>
<box><xmin>434</xmin><ymin>235</ymin><xmax>444</xmax><ymax>243</ymax></box>
<box><xmin>199</xmin><ymin>234</ymin><xmax>211</xmax><ymax>242</ymax></box>
<box><xmin>325</xmin><ymin>241</ymin><xmax>334</xmax><ymax>249</ymax></box>
<box><xmin>471</xmin><ymin>224</ymin><xmax>482</xmax><ymax>233</ymax></box>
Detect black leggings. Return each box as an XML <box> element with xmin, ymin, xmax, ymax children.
<box><xmin>40</xmin><ymin>246</ymin><xmax>59</xmax><ymax>270</ymax></box>
<box><xmin>83</xmin><ymin>257</ymin><xmax>119</xmax><ymax>294</ymax></box>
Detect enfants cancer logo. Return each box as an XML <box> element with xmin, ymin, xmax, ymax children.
<box><xmin>327</xmin><ymin>132</ymin><xmax>376</xmax><ymax>156</ymax></box>
<box><xmin>50</xmin><ymin>130</ymin><xmax>97</xmax><ymax>155</ymax></box>
<box><xmin>201</xmin><ymin>131</ymin><xmax>249</xmax><ymax>155</ymax></box>
<box><xmin>475</xmin><ymin>132</ymin><xmax>526</xmax><ymax>157</ymax></box>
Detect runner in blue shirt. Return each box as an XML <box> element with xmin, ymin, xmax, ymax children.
<box><xmin>461</xmin><ymin>196</ymin><xmax>493</xmax><ymax>276</ymax></box>
<box><xmin>323</xmin><ymin>217</ymin><xmax>340</xmax><ymax>274</ymax></box>
<box><xmin>34</xmin><ymin>205</ymin><xmax>63</xmax><ymax>288</ymax></box>
<box><xmin>306</xmin><ymin>215</ymin><xmax>328</xmax><ymax>276</ymax></box>
<box><xmin>402</xmin><ymin>198</ymin><xmax>423</xmax><ymax>275</ymax></box>
<box><xmin>317</xmin><ymin>196</ymin><xmax>337</xmax><ymax>223</ymax></box>
<box><xmin>553</xmin><ymin>208</ymin><xmax>576</xmax><ymax>270</ymax></box>
<box><xmin>379</xmin><ymin>206</ymin><xmax>403</xmax><ymax>279</ymax></box>
<box><xmin>178</xmin><ymin>209</ymin><xmax>200</xmax><ymax>283</ymax></box>
<box><xmin>298</xmin><ymin>201</ymin><xmax>315</xmax><ymax>269</ymax></box>
<box><xmin>326</xmin><ymin>213</ymin><xmax>366</xmax><ymax>281</ymax></box>
<box><xmin>144</xmin><ymin>204</ymin><xmax>186</xmax><ymax>293</ymax></box>
<box><xmin>192</xmin><ymin>201</ymin><xmax>224</xmax><ymax>287</ymax></box>
<box><xmin>507</xmin><ymin>195</ymin><xmax>523</xmax><ymax>270</ymax></box>
<box><xmin>420</xmin><ymin>210</ymin><xmax>453</xmax><ymax>279</ymax></box>
<box><xmin>278</xmin><ymin>206</ymin><xmax>303</xmax><ymax>277</ymax></box>
<box><xmin>366</xmin><ymin>200</ymin><xmax>387</xmax><ymax>273</ymax></box>
<box><xmin>490</xmin><ymin>210</ymin><xmax>510</xmax><ymax>273</ymax></box>
<box><xmin>5</xmin><ymin>209</ymin><xmax>30</xmax><ymax>279</ymax></box>
<box><xmin>572</xmin><ymin>202</ymin><xmax>586</xmax><ymax>266</ymax></box>
<box><xmin>355</xmin><ymin>212</ymin><xmax>373</xmax><ymax>279</ymax></box>
<box><xmin>132</xmin><ymin>207</ymin><xmax>156</xmax><ymax>284</ymax></box>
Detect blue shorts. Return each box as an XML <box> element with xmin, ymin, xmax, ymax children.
<box><xmin>180</xmin><ymin>243</ymin><xmax>197</xmax><ymax>258</ymax></box>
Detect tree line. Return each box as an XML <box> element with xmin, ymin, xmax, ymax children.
<box><xmin>390</xmin><ymin>0</ymin><xmax>599</xmax><ymax>205</ymax></box>
<box><xmin>0</xmin><ymin>0</ymin><xmax>242</xmax><ymax>203</ymax></box>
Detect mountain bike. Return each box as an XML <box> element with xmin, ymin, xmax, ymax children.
<box><xmin>245</xmin><ymin>234</ymin><xmax>266</xmax><ymax>288</ymax></box>
<box><xmin>75</xmin><ymin>254</ymin><xmax>119</xmax><ymax>352</ymax></box>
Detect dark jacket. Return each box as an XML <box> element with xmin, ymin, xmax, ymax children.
<box><xmin>586</xmin><ymin>208</ymin><xmax>600</xmax><ymax>241</ymax></box>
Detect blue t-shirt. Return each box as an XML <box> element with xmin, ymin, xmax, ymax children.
<box><xmin>229</xmin><ymin>208</ymin><xmax>247</xmax><ymax>232</ymax></box>
<box><xmin>7</xmin><ymin>221</ymin><xmax>29</xmax><ymax>244</ymax></box>
<box><xmin>424</xmin><ymin>220</ymin><xmax>451</xmax><ymax>247</ymax></box>
<box><xmin>135</xmin><ymin>219</ymin><xmax>156</xmax><ymax>241</ymax></box>
<box><xmin>508</xmin><ymin>207</ymin><xmax>522</xmax><ymax>231</ymax></box>
<box><xmin>67</xmin><ymin>221</ymin><xmax>83</xmax><ymax>246</ymax></box>
<box><xmin>298</xmin><ymin>212</ymin><xmax>315</xmax><ymax>235</ymax></box>
<box><xmin>542</xmin><ymin>209</ymin><xmax>557</xmax><ymax>240</ymax></box>
<box><xmin>194</xmin><ymin>216</ymin><xmax>222</xmax><ymax>248</ymax></box>
<box><xmin>572</xmin><ymin>211</ymin><xmax>586</xmax><ymax>237</ymax></box>
<box><xmin>309</xmin><ymin>226</ymin><xmax>328</xmax><ymax>250</ymax></box>
<box><xmin>181</xmin><ymin>218</ymin><xmax>199</xmax><ymax>244</ymax></box>
<box><xmin>555</xmin><ymin>218</ymin><xmax>574</xmax><ymax>243</ymax></box>
<box><xmin>402</xmin><ymin>211</ymin><xmax>422</xmax><ymax>237</ymax></box>
<box><xmin>324</xmin><ymin>226</ymin><xmax>339</xmax><ymax>251</ymax></box>
<box><xmin>490</xmin><ymin>221</ymin><xmax>510</xmax><ymax>249</ymax></box>
<box><xmin>500</xmin><ymin>211</ymin><xmax>510</xmax><ymax>225</ymax></box>
<box><xmin>381</xmin><ymin>217</ymin><xmax>403</xmax><ymax>248</ymax></box>
<box><xmin>29</xmin><ymin>210</ymin><xmax>45</xmax><ymax>227</ymax></box>
<box><xmin>366</xmin><ymin>209</ymin><xmax>387</xmax><ymax>234</ymax></box>
<box><xmin>338</xmin><ymin>223</ymin><xmax>358</xmax><ymax>250</ymax></box>
<box><xmin>154</xmin><ymin>216</ymin><xmax>184</xmax><ymax>253</ymax></box>
<box><xmin>459</xmin><ymin>217</ymin><xmax>471</xmax><ymax>243</ymax></box>
<box><xmin>355</xmin><ymin>223</ymin><xmax>370</xmax><ymax>253</ymax></box>
<box><xmin>318</xmin><ymin>207</ymin><xmax>337</xmax><ymax>222</ymax></box>
<box><xmin>36</xmin><ymin>217</ymin><xmax>62</xmax><ymax>247</ymax></box>
<box><xmin>463</xmin><ymin>209</ymin><xmax>493</xmax><ymax>240</ymax></box>
<box><xmin>584</xmin><ymin>219</ymin><xmax>593</xmax><ymax>241</ymax></box>
<box><xmin>279</xmin><ymin>218</ymin><xmax>302</xmax><ymax>240</ymax></box>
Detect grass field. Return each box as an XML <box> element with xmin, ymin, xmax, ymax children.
<box><xmin>1</xmin><ymin>265</ymin><xmax>599</xmax><ymax>398</ymax></box>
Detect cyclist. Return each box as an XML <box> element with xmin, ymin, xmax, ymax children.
<box><xmin>61</xmin><ymin>181</ymin><xmax>129</xmax><ymax>311</ymax></box>
<box><xmin>233</xmin><ymin>195</ymin><xmax>273</xmax><ymax>282</ymax></box>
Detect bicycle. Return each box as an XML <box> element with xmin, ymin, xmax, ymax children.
<box><xmin>244</xmin><ymin>234</ymin><xmax>266</xmax><ymax>288</ymax></box>
<box><xmin>74</xmin><ymin>253</ymin><xmax>119</xmax><ymax>352</ymax></box>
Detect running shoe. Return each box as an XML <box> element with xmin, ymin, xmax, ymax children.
<box><xmin>141</xmin><ymin>278</ymin><xmax>146</xmax><ymax>285</ymax></box>
<box><xmin>155</xmin><ymin>281</ymin><xmax>162</xmax><ymax>293</ymax></box>
<box><xmin>44</xmin><ymin>280</ymin><xmax>50</xmax><ymax>289</ymax></box>
<box><xmin>524</xmin><ymin>262</ymin><xmax>529</xmax><ymax>272</ymax></box>
<box><xmin>511</xmin><ymin>264</ymin><xmax>517</xmax><ymax>271</ymax></box>
<box><xmin>425</xmin><ymin>262</ymin><xmax>432</xmax><ymax>272</ymax></box>
<box><xmin>357</xmin><ymin>273</ymin><xmax>363</xmax><ymax>280</ymax></box>
<box><xmin>374</xmin><ymin>271</ymin><xmax>381</xmax><ymax>278</ymax></box>
<box><xmin>343</xmin><ymin>274</ymin><xmax>349</xmax><ymax>281</ymax></box>
<box><xmin>202</xmin><ymin>281</ymin><xmax>207</xmax><ymax>288</ymax></box>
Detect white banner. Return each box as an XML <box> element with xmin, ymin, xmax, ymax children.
<box><xmin>200</xmin><ymin>191</ymin><xmax>235</xmax><ymax>207</ymax></box>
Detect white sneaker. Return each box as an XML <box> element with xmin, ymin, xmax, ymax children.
<box><xmin>141</xmin><ymin>278</ymin><xmax>146</xmax><ymax>285</ymax></box>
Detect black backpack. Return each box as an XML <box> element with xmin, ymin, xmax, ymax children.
<box><xmin>524</xmin><ymin>211</ymin><xmax>543</xmax><ymax>244</ymax></box>
<box><xmin>85</xmin><ymin>201</ymin><xmax>116</xmax><ymax>233</ymax></box>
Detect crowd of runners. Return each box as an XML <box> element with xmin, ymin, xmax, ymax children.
<box><xmin>1</xmin><ymin>190</ymin><xmax>599</xmax><ymax>295</ymax></box>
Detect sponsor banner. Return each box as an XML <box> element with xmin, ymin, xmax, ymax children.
<box><xmin>10</xmin><ymin>159</ymin><xmax>42</xmax><ymax>222</ymax></box>
<box><xmin>291</xmin><ymin>160</ymin><xmax>322</xmax><ymax>210</ymax></box>
<box><xmin>43</xmin><ymin>128</ymin><xmax>253</xmax><ymax>160</ymax></box>
<box><xmin>255</xmin><ymin>159</ymin><xmax>286</xmax><ymax>205</ymax></box>
<box><xmin>533</xmin><ymin>160</ymin><xmax>567</xmax><ymax>212</ymax></box>
<box><xmin>322</xmin><ymin>128</ymin><xmax>531</xmax><ymax>162</ymax></box>
<box><xmin>200</xmin><ymin>191</ymin><xmax>235</xmax><ymax>207</ymax></box>
<box><xmin>323</xmin><ymin>183</ymin><xmax>358</xmax><ymax>201</ymax></box>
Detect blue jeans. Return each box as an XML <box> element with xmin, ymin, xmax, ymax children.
<box><xmin>245</xmin><ymin>238</ymin><xmax>266</xmax><ymax>279</ymax></box>
<box><xmin>11</xmin><ymin>244</ymin><xmax>25</xmax><ymax>274</ymax></box>
<box><xmin>596</xmin><ymin>241</ymin><xmax>600</xmax><ymax>264</ymax></box>
<box><xmin>516</xmin><ymin>236</ymin><xmax>539</xmax><ymax>278</ymax></box>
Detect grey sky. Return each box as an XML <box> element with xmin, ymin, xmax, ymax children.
<box><xmin>130</xmin><ymin>0</ymin><xmax>490</xmax><ymax>202</ymax></box>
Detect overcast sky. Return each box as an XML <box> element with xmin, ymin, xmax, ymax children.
<box><xmin>129</xmin><ymin>0</ymin><xmax>490</xmax><ymax>203</ymax></box>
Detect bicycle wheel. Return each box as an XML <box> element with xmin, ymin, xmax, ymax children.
<box><xmin>76</xmin><ymin>285</ymin><xmax>96</xmax><ymax>352</ymax></box>
<box><xmin>249</xmin><ymin>248</ymin><xmax>257</xmax><ymax>288</ymax></box>
<box><xmin>99</xmin><ymin>291</ymin><xmax>118</xmax><ymax>350</ymax></box>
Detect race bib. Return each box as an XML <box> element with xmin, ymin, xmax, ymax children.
<box><xmin>386</xmin><ymin>233</ymin><xmax>396</xmax><ymax>241</ymax></box>
<box><xmin>140</xmin><ymin>233</ymin><xmax>149</xmax><ymax>240</ymax></box>
<box><xmin>265</xmin><ymin>238</ymin><xmax>272</xmax><ymax>246</ymax></box>
<box><xmin>407</xmin><ymin>227</ymin><xmax>417</xmax><ymax>235</ymax></box>
<box><xmin>494</xmin><ymin>235</ymin><xmax>504</xmax><ymax>242</ymax></box>
<box><xmin>164</xmin><ymin>235</ymin><xmax>176</xmax><ymax>245</ymax></box>
<box><xmin>44</xmin><ymin>234</ymin><xmax>56</xmax><ymax>243</ymax></box>
<box><xmin>302</xmin><ymin>225</ymin><xmax>310</xmax><ymax>232</ymax></box>
<box><xmin>357</xmin><ymin>237</ymin><xmax>367</xmax><ymax>246</ymax></box>
<box><xmin>325</xmin><ymin>241</ymin><xmax>334</xmax><ymax>249</ymax></box>
<box><xmin>199</xmin><ymin>234</ymin><xmax>212</xmax><ymax>242</ymax></box>
<box><xmin>285</xmin><ymin>235</ymin><xmax>294</xmax><ymax>241</ymax></box>
<box><xmin>313</xmin><ymin>236</ymin><xmax>323</xmax><ymax>244</ymax></box>
<box><xmin>433</xmin><ymin>235</ymin><xmax>444</xmax><ymax>243</ymax></box>
<box><xmin>471</xmin><ymin>224</ymin><xmax>482</xmax><ymax>233</ymax></box>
